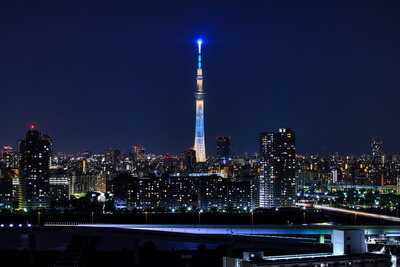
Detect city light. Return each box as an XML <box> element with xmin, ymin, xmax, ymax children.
<box><xmin>0</xmin><ymin>2</ymin><xmax>399</xmax><ymax>266</ymax></box>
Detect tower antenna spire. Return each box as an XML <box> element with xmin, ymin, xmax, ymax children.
<box><xmin>197</xmin><ymin>39</ymin><xmax>202</xmax><ymax>69</ymax></box>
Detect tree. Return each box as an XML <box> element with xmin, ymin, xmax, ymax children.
<box><xmin>143</xmin><ymin>241</ymin><xmax>156</xmax><ymax>252</ymax></box>
<box><xmin>197</xmin><ymin>244</ymin><xmax>206</xmax><ymax>251</ymax></box>
<box><xmin>104</xmin><ymin>200</ymin><xmax>116</xmax><ymax>212</ymax></box>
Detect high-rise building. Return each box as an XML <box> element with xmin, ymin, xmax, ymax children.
<box><xmin>371</xmin><ymin>139</ymin><xmax>383</xmax><ymax>166</ymax></box>
<box><xmin>183</xmin><ymin>148</ymin><xmax>196</xmax><ymax>171</ymax></box>
<box><xmin>49</xmin><ymin>169</ymin><xmax>70</xmax><ymax>205</ymax></box>
<box><xmin>194</xmin><ymin>40</ymin><xmax>206</xmax><ymax>162</ymax></box>
<box><xmin>0</xmin><ymin>168</ymin><xmax>13</xmax><ymax>209</ymax></box>
<box><xmin>132</xmin><ymin>145</ymin><xmax>146</xmax><ymax>162</ymax></box>
<box><xmin>1</xmin><ymin>146</ymin><xmax>19</xmax><ymax>169</ymax></box>
<box><xmin>72</xmin><ymin>173</ymin><xmax>96</xmax><ymax>194</ymax></box>
<box><xmin>105</xmin><ymin>148</ymin><xmax>121</xmax><ymax>171</ymax></box>
<box><xmin>216</xmin><ymin>136</ymin><xmax>230</xmax><ymax>161</ymax></box>
<box><xmin>258</xmin><ymin>128</ymin><xmax>296</xmax><ymax>208</ymax></box>
<box><xmin>19</xmin><ymin>126</ymin><xmax>52</xmax><ymax>210</ymax></box>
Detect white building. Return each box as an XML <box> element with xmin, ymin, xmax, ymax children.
<box><xmin>332</xmin><ymin>229</ymin><xmax>367</xmax><ymax>255</ymax></box>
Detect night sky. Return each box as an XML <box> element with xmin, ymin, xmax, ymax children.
<box><xmin>1</xmin><ymin>1</ymin><xmax>400</xmax><ymax>156</ymax></box>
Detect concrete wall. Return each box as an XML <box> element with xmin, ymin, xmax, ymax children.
<box><xmin>332</xmin><ymin>229</ymin><xmax>366</xmax><ymax>255</ymax></box>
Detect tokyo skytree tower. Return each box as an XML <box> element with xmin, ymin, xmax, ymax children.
<box><xmin>194</xmin><ymin>40</ymin><xmax>206</xmax><ymax>162</ymax></box>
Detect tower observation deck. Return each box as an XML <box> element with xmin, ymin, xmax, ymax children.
<box><xmin>194</xmin><ymin>40</ymin><xmax>206</xmax><ymax>162</ymax></box>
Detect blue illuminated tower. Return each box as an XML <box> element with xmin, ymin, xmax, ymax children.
<box><xmin>194</xmin><ymin>40</ymin><xmax>206</xmax><ymax>162</ymax></box>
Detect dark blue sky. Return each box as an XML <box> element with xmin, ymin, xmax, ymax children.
<box><xmin>1</xmin><ymin>1</ymin><xmax>400</xmax><ymax>156</ymax></box>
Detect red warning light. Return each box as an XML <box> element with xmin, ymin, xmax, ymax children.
<box><xmin>30</xmin><ymin>125</ymin><xmax>35</xmax><ymax>129</ymax></box>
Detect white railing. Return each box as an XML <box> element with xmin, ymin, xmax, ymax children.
<box><xmin>44</xmin><ymin>222</ymin><xmax>111</xmax><ymax>226</ymax></box>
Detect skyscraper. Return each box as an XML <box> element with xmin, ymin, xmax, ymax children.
<box><xmin>216</xmin><ymin>136</ymin><xmax>230</xmax><ymax>161</ymax></box>
<box><xmin>194</xmin><ymin>40</ymin><xmax>206</xmax><ymax>162</ymax></box>
<box><xmin>19</xmin><ymin>126</ymin><xmax>52</xmax><ymax>210</ymax></box>
<box><xmin>105</xmin><ymin>148</ymin><xmax>121</xmax><ymax>171</ymax></box>
<box><xmin>258</xmin><ymin>128</ymin><xmax>296</xmax><ymax>208</ymax></box>
<box><xmin>371</xmin><ymin>139</ymin><xmax>383</xmax><ymax>166</ymax></box>
<box><xmin>183</xmin><ymin>148</ymin><xmax>196</xmax><ymax>171</ymax></box>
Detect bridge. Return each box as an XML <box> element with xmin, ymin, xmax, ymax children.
<box><xmin>43</xmin><ymin>222</ymin><xmax>400</xmax><ymax>236</ymax></box>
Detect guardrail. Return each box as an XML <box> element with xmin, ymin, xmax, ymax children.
<box><xmin>44</xmin><ymin>222</ymin><xmax>110</xmax><ymax>226</ymax></box>
<box><xmin>314</xmin><ymin>205</ymin><xmax>400</xmax><ymax>223</ymax></box>
<box><xmin>265</xmin><ymin>252</ymin><xmax>333</xmax><ymax>260</ymax></box>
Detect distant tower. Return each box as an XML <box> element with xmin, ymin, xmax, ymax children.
<box><xmin>19</xmin><ymin>126</ymin><xmax>52</xmax><ymax>210</ymax></box>
<box><xmin>258</xmin><ymin>128</ymin><xmax>296</xmax><ymax>208</ymax></box>
<box><xmin>216</xmin><ymin>136</ymin><xmax>230</xmax><ymax>161</ymax></box>
<box><xmin>194</xmin><ymin>40</ymin><xmax>206</xmax><ymax>162</ymax></box>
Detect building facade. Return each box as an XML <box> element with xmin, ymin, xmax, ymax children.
<box><xmin>217</xmin><ymin>136</ymin><xmax>230</xmax><ymax>161</ymax></box>
<box><xmin>113</xmin><ymin>174</ymin><xmax>196</xmax><ymax>211</ymax></box>
<box><xmin>258</xmin><ymin>128</ymin><xmax>296</xmax><ymax>208</ymax></box>
<box><xmin>371</xmin><ymin>139</ymin><xmax>383</xmax><ymax>166</ymax></box>
<box><xmin>182</xmin><ymin>148</ymin><xmax>196</xmax><ymax>172</ymax></box>
<box><xmin>132</xmin><ymin>145</ymin><xmax>146</xmax><ymax>162</ymax></box>
<box><xmin>0</xmin><ymin>168</ymin><xmax>13</xmax><ymax>210</ymax></box>
<box><xmin>49</xmin><ymin>170</ymin><xmax>70</xmax><ymax>205</ymax></box>
<box><xmin>18</xmin><ymin>127</ymin><xmax>52</xmax><ymax>210</ymax></box>
<box><xmin>198</xmin><ymin>175</ymin><xmax>251</xmax><ymax>211</ymax></box>
<box><xmin>2</xmin><ymin>146</ymin><xmax>19</xmax><ymax>169</ymax></box>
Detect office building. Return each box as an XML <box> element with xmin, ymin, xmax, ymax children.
<box><xmin>258</xmin><ymin>128</ymin><xmax>296</xmax><ymax>208</ymax></box>
<box><xmin>72</xmin><ymin>172</ymin><xmax>97</xmax><ymax>195</ymax></box>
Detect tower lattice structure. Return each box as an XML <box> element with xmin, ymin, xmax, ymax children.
<box><xmin>194</xmin><ymin>40</ymin><xmax>206</xmax><ymax>162</ymax></box>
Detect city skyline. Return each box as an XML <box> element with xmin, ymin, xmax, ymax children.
<box><xmin>2</xmin><ymin>124</ymin><xmax>396</xmax><ymax>158</ymax></box>
<box><xmin>1</xmin><ymin>1</ymin><xmax>400</xmax><ymax>156</ymax></box>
